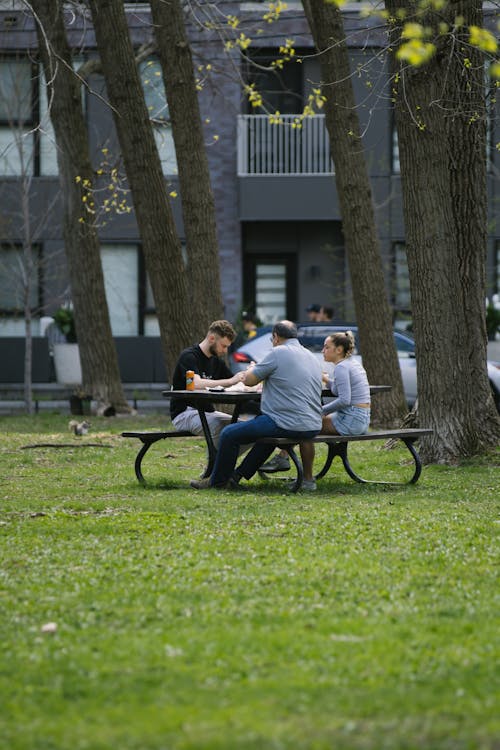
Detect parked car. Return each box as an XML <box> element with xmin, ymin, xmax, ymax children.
<box><xmin>230</xmin><ymin>322</ymin><xmax>500</xmax><ymax>411</ymax></box>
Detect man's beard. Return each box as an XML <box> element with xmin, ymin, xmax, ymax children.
<box><xmin>208</xmin><ymin>342</ymin><xmax>219</xmax><ymax>357</ymax></box>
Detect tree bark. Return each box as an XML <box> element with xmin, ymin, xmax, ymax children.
<box><xmin>88</xmin><ymin>0</ymin><xmax>192</xmax><ymax>378</ymax></box>
<box><xmin>150</xmin><ymin>0</ymin><xmax>223</xmax><ymax>340</ymax></box>
<box><xmin>386</xmin><ymin>0</ymin><xmax>500</xmax><ymax>460</ymax></box>
<box><xmin>32</xmin><ymin>0</ymin><xmax>131</xmax><ymax>413</ymax></box>
<box><xmin>303</xmin><ymin>0</ymin><xmax>408</xmax><ymax>427</ymax></box>
<box><xmin>22</xmin><ymin>170</ymin><xmax>34</xmax><ymax>415</ymax></box>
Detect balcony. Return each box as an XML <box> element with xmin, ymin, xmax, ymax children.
<box><xmin>237</xmin><ymin>114</ymin><xmax>334</xmax><ymax>176</ymax></box>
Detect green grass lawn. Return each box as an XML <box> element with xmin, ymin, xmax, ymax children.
<box><xmin>1</xmin><ymin>412</ymin><xmax>498</xmax><ymax>750</ymax></box>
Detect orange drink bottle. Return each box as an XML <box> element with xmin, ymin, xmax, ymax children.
<box><xmin>186</xmin><ymin>370</ymin><xmax>195</xmax><ymax>390</ymax></box>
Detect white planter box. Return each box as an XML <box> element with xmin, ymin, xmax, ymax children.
<box><xmin>53</xmin><ymin>343</ymin><xmax>82</xmax><ymax>386</ymax></box>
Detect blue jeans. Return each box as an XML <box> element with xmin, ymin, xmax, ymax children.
<box><xmin>210</xmin><ymin>414</ymin><xmax>319</xmax><ymax>487</ymax></box>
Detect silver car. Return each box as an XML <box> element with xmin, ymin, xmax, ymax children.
<box><xmin>230</xmin><ymin>323</ymin><xmax>500</xmax><ymax>411</ymax></box>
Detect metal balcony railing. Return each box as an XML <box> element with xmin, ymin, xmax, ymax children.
<box><xmin>237</xmin><ymin>114</ymin><xmax>334</xmax><ymax>176</ymax></box>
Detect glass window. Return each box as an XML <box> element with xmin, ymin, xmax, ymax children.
<box><xmin>39</xmin><ymin>57</ymin><xmax>85</xmax><ymax>176</ymax></box>
<box><xmin>394</xmin><ymin>332</ymin><xmax>415</xmax><ymax>353</ymax></box>
<box><xmin>0</xmin><ymin>58</ymin><xmax>35</xmax><ymax>176</ymax></box>
<box><xmin>0</xmin><ymin>56</ymin><xmax>84</xmax><ymax>177</ymax></box>
<box><xmin>391</xmin><ymin>124</ymin><xmax>400</xmax><ymax>174</ymax></box>
<box><xmin>255</xmin><ymin>263</ymin><xmax>287</xmax><ymax>324</ymax></box>
<box><xmin>0</xmin><ymin>125</ymin><xmax>34</xmax><ymax>175</ymax></box>
<box><xmin>0</xmin><ymin>59</ymin><xmax>32</xmax><ymax>121</ymax></box>
<box><xmin>101</xmin><ymin>244</ymin><xmax>139</xmax><ymax>335</ymax></box>
<box><xmin>0</xmin><ymin>243</ymin><xmax>40</xmax><ymax>312</ymax></box>
<box><xmin>392</xmin><ymin>242</ymin><xmax>411</xmax><ymax>310</ymax></box>
<box><xmin>38</xmin><ymin>71</ymin><xmax>58</xmax><ymax>176</ymax></box>
<box><xmin>139</xmin><ymin>57</ymin><xmax>177</xmax><ymax>175</ymax></box>
<box><xmin>243</xmin><ymin>49</ymin><xmax>304</xmax><ymax>114</ymax></box>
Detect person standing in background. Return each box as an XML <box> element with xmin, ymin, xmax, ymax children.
<box><xmin>231</xmin><ymin>310</ymin><xmax>261</xmax><ymax>352</ymax></box>
<box><xmin>318</xmin><ymin>305</ymin><xmax>334</xmax><ymax>322</ymax></box>
<box><xmin>241</xmin><ymin>311</ymin><xmax>259</xmax><ymax>340</ymax></box>
<box><xmin>306</xmin><ymin>304</ymin><xmax>322</xmax><ymax>322</ymax></box>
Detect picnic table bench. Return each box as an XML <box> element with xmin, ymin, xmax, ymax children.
<box><xmin>121</xmin><ymin>429</ymin><xmax>196</xmax><ymax>485</ymax></box>
<box><xmin>256</xmin><ymin>427</ymin><xmax>433</xmax><ymax>492</ymax></box>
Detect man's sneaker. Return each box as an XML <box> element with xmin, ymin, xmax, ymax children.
<box><xmin>301</xmin><ymin>479</ymin><xmax>317</xmax><ymax>491</ymax></box>
<box><xmin>259</xmin><ymin>454</ymin><xmax>290</xmax><ymax>472</ymax></box>
<box><xmin>190</xmin><ymin>477</ymin><xmax>212</xmax><ymax>490</ymax></box>
<box><xmin>190</xmin><ymin>475</ymin><xmax>241</xmax><ymax>491</ymax></box>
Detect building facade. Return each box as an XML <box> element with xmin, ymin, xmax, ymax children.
<box><xmin>0</xmin><ymin>1</ymin><xmax>499</xmax><ymax>380</ymax></box>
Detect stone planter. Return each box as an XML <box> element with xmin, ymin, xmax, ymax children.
<box><xmin>53</xmin><ymin>343</ymin><xmax>82</xmax><ymax>386</ymax></box>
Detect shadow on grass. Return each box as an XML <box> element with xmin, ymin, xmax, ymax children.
<box><xmin>129</xmin><ymin>475</ymin><xmax>418</xmax><ymax>501</ymax></box>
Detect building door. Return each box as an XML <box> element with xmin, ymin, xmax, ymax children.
<box><xmin>243</xmin><ymin>254</ymin><xmax>297</xmax><ymax>324</ymax></box>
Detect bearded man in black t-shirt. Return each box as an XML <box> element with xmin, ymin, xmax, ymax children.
<box><xmin>170</xmin><ymin>320</ymin><xmax>245</xmax><ymax>445</ymax></box>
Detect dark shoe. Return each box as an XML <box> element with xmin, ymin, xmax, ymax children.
<box><xmin>190</xmin><ymin>475</ymin><xmax>241</xmax><ymax>491</ymax></box>
<box><xmin>259</xmin><ymin>454</ymin><xmax>290</xmax><ymax>472</ymax></box>
<box><xmin>190</xmin><ymin>477</ymin><xmax>212</xmax><ymax>490</ymax></box>
<box><xmin>225</xmin><ymin>474</ymin><xmax>242</xmax><ymax>490</ymax></box>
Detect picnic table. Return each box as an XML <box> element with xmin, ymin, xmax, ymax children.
<box><xmin>123</xmin><ymin>385</ymin><xmax>424</xmax><ymax>489</ymax></box>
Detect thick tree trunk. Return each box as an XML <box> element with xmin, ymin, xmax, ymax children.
<box><xmin>88</xmin><ymin>0</ymin><xmax>192</xmax><ymax>378</ymax></box>
<box><xmin>150</xmin><ymin>0</ymin><xmax>223</xmax><ymax>340</ymax></box>
<box><xmin>387</xmin><ymin>0</ymin><xmax>500</xmax><ymax>461</ymax></box>
<box><xmin>303</xmin><ymin>0</ymin><xmax>407</xmax><ymax>427</ymax></box>
<box><xmin>445</xmin><ymin>1</ymin><xmax>499</xmax><ymax>440</ymax></box>
<box><xmin>32</xmin><ymin>0</ymin><xmax>131</xmax><ymax>413</ymax></box>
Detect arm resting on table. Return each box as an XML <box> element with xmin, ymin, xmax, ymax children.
<box><xmin>193</xmin><ymin>371</ymin><xmax>245</xmax><ymax>389</ymax></box>
<box><xmin>243</xmin><ymin>368</ymin><xmax>262</xmax><ymax>388</ymax></box>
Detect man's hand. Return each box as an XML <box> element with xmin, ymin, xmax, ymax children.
<box><xmin>229</xmin><ymin>371</ymin><xmax>246</xmax><ymax>386</ymax></box>
<box><xmin>243</xmin><ymin>366</ymin><xmax>260</xmax><ymax>387</ymax></box>
<box><xmin>193</xmin><ymin>370</ymin><xmax>245</xmax><ymax>389</ymax></box>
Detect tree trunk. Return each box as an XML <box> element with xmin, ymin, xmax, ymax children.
<box><xmin>23</xmin><ymin>310</ymin><xmax>34</xmax><ymax>415</ymax></box>
<box><xmin>303</xmin><ymin>0</ymin><xmax>407</xmax><ymax>427</ymax></box>
<box><xmin>22</xmin><ymin>171</ymin><xmax>34</xmax><ymax>415</ymax></box>
<box><xmin>150</xmin><ymin>0</ymin><xmax>223</xmax><ymax>340</ymax></box>
<box><xmin>445</xmin><ymin>1</ymin><xmax>500</xmax><ymax>441</ymax></box>
<box><xmin>32</xmin><ymin>0</ymin><xmax>132</xmax><ymax>414</ymax></box>
<box><xmin>88</xmin><ymin>0</ymin><xmax>192</xmax><ymax>377</ymax></box>
<box><xmin>386</xmin><ymin>0</ymin><xmax>500</xmax><ymax>461</ymax></box>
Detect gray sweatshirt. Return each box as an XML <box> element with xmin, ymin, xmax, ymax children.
<box><xmin>323</xmin><ymin>357</ymin><xmax>370</xmax><ymax>415</ymax></box>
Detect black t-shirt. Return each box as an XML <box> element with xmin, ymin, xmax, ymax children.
<box><xmin>170</xmin><ymin>344</ymin><xmax>233</xmax><ymax>419</ymax></box>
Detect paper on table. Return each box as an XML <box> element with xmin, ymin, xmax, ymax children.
<box><xmin>225</xmin><ymin>382</ymin><xmax>262</xmax><ymax>393</ymax></box>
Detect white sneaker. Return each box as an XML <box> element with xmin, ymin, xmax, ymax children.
<box><xmin>301</xmin><ymin>479</ymin><xmax>317</xmax><ymax>491</ymax></box>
